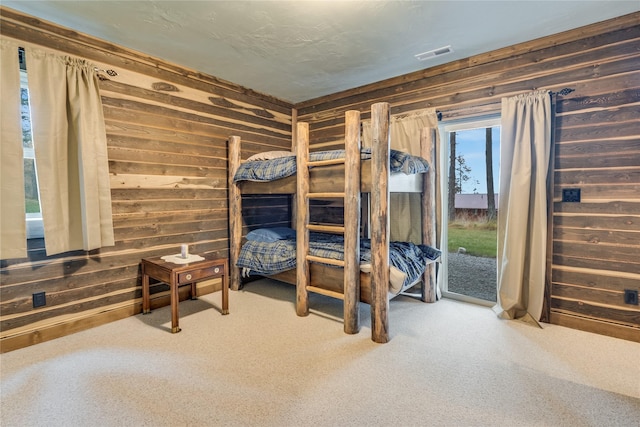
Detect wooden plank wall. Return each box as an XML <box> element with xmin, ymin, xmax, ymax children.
<box><xmin>296</xmin><ymin>13</ymin><xmax>640</xmax><ymax>342</ymax></box>
<box><xmin>0</xmin><ymin>7</ymin><xmax>293</xmax><ymax>352</ymax></box>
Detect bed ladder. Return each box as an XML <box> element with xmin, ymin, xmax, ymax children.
<box><xmin>296</xmin><ymin>110</ymin><xmax>362</xmax><ymax>335</ymax></box>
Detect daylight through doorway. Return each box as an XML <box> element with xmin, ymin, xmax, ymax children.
<box><xmin>440</xmin><ymin>118</ymin><xmax>500</xmax><ymax>304</ymax></box>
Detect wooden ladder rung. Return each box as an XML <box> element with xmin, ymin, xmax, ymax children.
<box><xmin>308</xmin><ymin>192</ymin><xmax>345</xmax><ymax>199</ymax></box>
<box><xmin>306</xmin><ymin>255</ymin><xmax>345</xmax><ymax>267</ymax></box>
<box><xmin>309</xmin><ymin>158</ymin><xmax>345</xmax><ymax>167</ymax></box>
<box><xmin>307</xmin><ymin>285</ymin><xmax>344</xmax><ymax>300</ymax></box>
<box><xmin>307</xmin><ymin>224</ymin><xmax>344</xmax><ymax>234</ymax></box>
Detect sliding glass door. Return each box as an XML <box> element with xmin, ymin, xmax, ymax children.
<box><xmin>439</xmin><ymin>117</ymin><xmax>500</xmax><ymax>305</ymax></box>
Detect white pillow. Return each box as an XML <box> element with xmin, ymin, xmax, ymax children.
<box><xmin>246</xmin><ymin>151</ymin><xmax>294</xmax><ymax>161</ymax></box>
<box><xmin>359</xmin><ymin>264</ymin><xmax>407</xmax><ymax>294</ymax></box>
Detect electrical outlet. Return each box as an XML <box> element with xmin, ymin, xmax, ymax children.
<box><xmin>624</xmin><ymin>290</ymin><xmax>638</xmax><ymax>305</ymax></box>
<box><xmin>32</xmin><ymin>292</ymin><xmax>46</xmax><ymax>308</ymax></box>
<box><xmin>562</xmin><ymin>188</ymin><xmax>581</xmax><ymax>202</ymax></box>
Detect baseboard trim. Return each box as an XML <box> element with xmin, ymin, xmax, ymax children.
<box><xmin>550</xmin><ymin>312</ymin><xmax>640</xmax><ymax>343</ymax></box>
<box><xmin>1</xmin><ymin>283</ymin><xmax>218</xmax><ymax>353</ymax></box>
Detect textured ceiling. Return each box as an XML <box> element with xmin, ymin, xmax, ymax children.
<box><xmin>3</xmin><ymin>1</ymin><xmax>638</xmax><ymax>103</ymax></box>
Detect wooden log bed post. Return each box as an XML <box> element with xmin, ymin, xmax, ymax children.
<box><xmin>228</xmin><ymin>136</ymin><xmax>243</xmax><ymax>291</ymax></box>
<box><xmin>291</xmin><ymin>108</ymin><xmax>298</xmax><ymax>229</ymax></box>
<box><xmin>344</xmin><ymin>110</ymin><xmax>361</xmax><ymax>334</ymax></box>
<box><xmin>421</xmin><ymin>127</ymin><xmax>438</xmax><ymax>302</ymax></box>
<box><xmin>296</xmin><ymin>122</ymin><xmax>310</xmax><ymax>317</ymax></box>
<box><xmin>370</xmin><ymin>102</ymin><xmax>391</xmax><ymax>343</ymax></box>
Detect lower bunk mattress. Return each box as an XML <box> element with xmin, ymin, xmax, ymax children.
<box><xmin>236</xmin><ymin>228</ymin><xmax>441</xmax><ymax>299</ymax></box>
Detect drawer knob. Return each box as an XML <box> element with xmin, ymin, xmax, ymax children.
<box><xmin>186</xmin><ymin>274</ymin><xmax>192</xmax><ymax>281</ymax></box>
<box><xmin>214</xmin><ymin>267</ymin><xmax>220</xmax><ymax>273</ymax></box>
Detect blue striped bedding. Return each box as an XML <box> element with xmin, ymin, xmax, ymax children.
<box><xmin>233</xmin><ymin>148</ymin><xmax>430</xmax><ymax>182</ymax></box>
<box><xmin>236</xmin><ymin>232</ymin><xmax>441</xmax><ymax>292</ymax></box>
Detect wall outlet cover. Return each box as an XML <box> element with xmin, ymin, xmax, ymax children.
<box><xmin>562</xmin><ymin>188</ymin><xmax>581</xmax><ymax>202</ymax></box>
<box><xmin>624</xmin><ymin>289</ymin><xmax>638</xmax><ymax>305</ymax></box>
<box><xmin>33</xmin><ymin>292</ymin><xmax>46</xmax><ymax>308</ymax></box>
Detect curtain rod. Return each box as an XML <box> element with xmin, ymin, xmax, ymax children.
<box><xmin>94</xmin><ymin>68</ymin><xmax>118</xmax><ymax>78</ymax></box>
<box><xmin>550</xmin><ymin>87</ymin><xmax>575</xmax><ymax>96</ymax></box>
<box><xmin>436</xmin><ymin>87</ymin><xmax>575</xmax><ymax>121</ymax></box>
<box><xmin>18</xmin><ymin>47</ymin><xmax>118</xmax><ymax>78</ymax></box>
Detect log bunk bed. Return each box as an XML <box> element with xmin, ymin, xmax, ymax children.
<box><xmin>228</xmin><ymin>102</ymin><xmax>440</xmax><ymax>343</ymax></box>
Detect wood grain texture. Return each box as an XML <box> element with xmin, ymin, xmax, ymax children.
<box><xmin>235</xmin><ymin>156</ymin><xmax>425</xmax><ymax>195</ymax></box>
<box><xmin>0</xmin><ymin>7</ymin><xmax>292</xmax><ymax>351</ymax></box>
<box><xmin>1</xmin><ymin>6</ymin><xmax>638</xmax><ymax>349</ymax></box>
<box><xmin>421</xmin><ymin>128</ymin><xmax>437</xmax><ymax>303</ymax></box>
<box><xmin>265</xmin><ymin>263</ymin><xmax>375</xmax><ymax>304</ymax></box>
<box><xmin>296</xmin><ymin>122</ymin><xmax>311</xmax><ymax>317</ymax></box>
<box><xmin>343</xmin><ymin>110</ymin><xmax>361</xmax><ymax>334</ymax></box>
<box><xmin>228</xmin><ymin>136</ymin><xmax>243</xmax><ymax>291</ymax></box>
<box><xmin>295</xmin><ymin>13</ymin><xmax>640</xmax><ymax>340</ymax></box>
<box><xmin>370</xmin><ymin>102</ymin><xmax>391</xmax><ymax>344</ymax></box>
<box><xmin>550</xmin><ymin>312</ymin><xmax>640</xmax><ymax>342</ymax></box>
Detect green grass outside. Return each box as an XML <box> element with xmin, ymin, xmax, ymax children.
<box><xmin>448</xmin><ymin>219</ymin><xmax>497</xmax><ymax>258</ymax></box>
<box><xmin>26</xmin><ymin>198</ymin><xmax>40</xmax><ymax>214</ymax></box>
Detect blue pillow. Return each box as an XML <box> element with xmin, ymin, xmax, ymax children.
<box><xmin>245</xmin><ymin>227</ymin><xmax>296</xmax><ymax>243</ymax></box>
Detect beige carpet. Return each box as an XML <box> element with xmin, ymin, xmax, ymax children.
<box><xmin>1</xmin><ymin>278</ymin><xmax>639</xmax><ymax>427</ymax></box>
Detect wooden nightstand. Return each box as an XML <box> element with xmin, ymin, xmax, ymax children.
<box><xmin>141</xmin><ymin>255</ymin><xmax>229</xmax><ymax>333</ymax></box>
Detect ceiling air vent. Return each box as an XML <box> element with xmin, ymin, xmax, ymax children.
<box><xmin>415</xmin><ymin>45</ymin><xmax>453</xmax><ymax>61</ymax></box>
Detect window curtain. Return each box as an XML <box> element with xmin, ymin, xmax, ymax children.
<box><xmin>363</xmin><ymin>108</ymin><xmax>440</xmax><ymax>243</ymax></box>
<box><xmin>0</xmin><ymin>39</ymin><xmax>27</xmax><ymax>259</ymax></box>
<box><xmin>493</xmin><ymin>90</ymin><xmax>552</xmax><ymax>324</ymax></box>
<box><xmin>25</xmin><ymin>49</ymin><xmax>114</xmax><ymax>255</ymax></box>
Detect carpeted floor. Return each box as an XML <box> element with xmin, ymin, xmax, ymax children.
<box><xmin>1</xmin><ymin>278</ymin><xmax>639</xmax><ymax>427</ymax></box>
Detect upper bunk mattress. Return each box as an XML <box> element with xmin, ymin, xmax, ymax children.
<box><xmin>233</xmin><ymin>148</ymin><xmax>430</xmax><ymax>183</ymax></box>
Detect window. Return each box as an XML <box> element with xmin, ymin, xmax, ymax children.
<box><xmin>19</xmin><ymin>48</ymin><xmax>44</xmax><ymax>239</ymax></box>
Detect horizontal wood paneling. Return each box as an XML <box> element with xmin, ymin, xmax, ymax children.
<box><xmin>298</xmin><ymin>26</ymin><xmax>640</xmax><ymax>115</ymax></box>
<box><xmin>548</xmin><ymin>19</ymin><xmax>640</xmax><ymax>341</ymax></box>
<box><xmin>550</xmin><ymin>312</ymin><xmax>640</xmax><ymax>342</ymax></box>
<box><xmin>296</xmin><ymin>12</ymin><xmax>640</xmax><ymax>341</ymax></box>
<box><xmin>550</xmin><ymin>298</ymin><xmax>639</xmax><ymax>327</ymax></box>
<box><xmin>0</xmin><ymin>6</ymin><xmax>293</xmax><ymax>352</ymax></box>
<box><xmin>1</xmin><ymin>6</ymin><xmax>638</xmax><ymax>349</ymax></box>
<box><xmin>0</xmin><ymin>8</ymin><xmax>291</xmax><ymax>111</ymax></box>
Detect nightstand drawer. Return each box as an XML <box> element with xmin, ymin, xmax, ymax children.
<box><xmin>178</xmin><ymin>264</ymin><xmax>224</xmax><ymax>284</ymax></box>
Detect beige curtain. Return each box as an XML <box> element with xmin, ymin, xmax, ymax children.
<box><xmin>25</xmin><ymin>49</ymin><xmax>114</xmax><ymax>255</ymax></box>
<box><xmin>363</xmin><ymin>108</ymin><xmax>440</xmax><ymax>243</ymax></box>
<box><xmin>493</xmin><ymin>90</ymin><xmax>552</xmax><ymax>323</ymax></box>
<box><xmin>0</xmin><ymin>39</ymin><xmax>27</xmax><ymax>259</ymax></box>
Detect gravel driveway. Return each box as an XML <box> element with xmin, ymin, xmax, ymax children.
<box><xmin>447</xmin><ymin>252</ymin><xmax>497</xmax><ymax>302</ymax></box>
